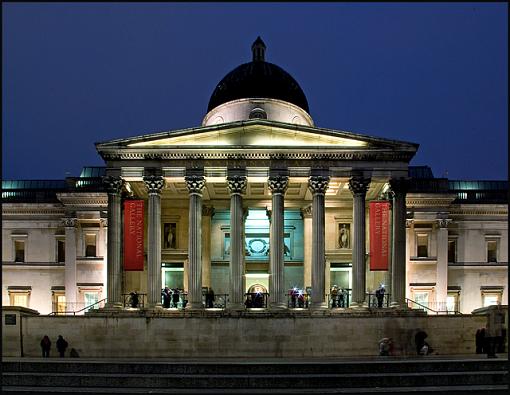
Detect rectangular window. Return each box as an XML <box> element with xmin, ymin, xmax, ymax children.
<box><xmin>446</xmin><ymin>292</ymin><xmax>459</xmax><ymax>314</ymax></box>
<box><xmin>52</xmin><ymin>293</ymin><xmax>66</xmax><ymax>314</ymax></box>
<box><xmin>14</xmin><ymin>240</ymin><xmax>25</xmax><ymax>262</ymax></box>
<box><xmin>417</xmin><ymin>234</ymin><xmax>429</xmax><ymax>258</ymax></box>
<box><xmin>9</xmin><ymin>292</ymin><xmax>29</xmax><ymax>307</ymax></box>
<box><xmin>57</xmin><ymin>240</ymin><xmax>65</xmax><ymax>263</ymax></box>
<box><xmin>83</xmin><ymin>292</ymin><xmax>99</xmax><ymax>312</ymax></box>
<box><xmin>85</xmin><ymin>234</ymin><xmax>97</xmax><ymax>257</ymax></box>
<box><xmin>487</xmin><ymin>240</ymin><xmax>497</xmax><ymax>263</ymax></box>
<box><xmin>448</xmin><ymin>240</ymin><xmax>456</xmax><ymax>263</ymax></box>
<box><xmin>413</xmin><ymin>291</ymin><xmax>429</xmax><ymax>308</ymax></box>
<box><xmin>483</xmin><ymin>293</ymin><xmax>500</xmax><ymax>307</ymax></box>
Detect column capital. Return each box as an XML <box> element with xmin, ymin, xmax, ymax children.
<box><xmin>405</xmin><ymin>219</ymin><xmax>414</xmax><ymax>228</ymax></box>
<box><xmin>348</xmin><ymin>176</ymin><xmax>371</xmax><ymax>196</ymax></box>
<box><xmin>202</xmin><ymin>205</ymin><xmax>215</xmax><ymax>217</ymax></box>
<box><xmin>103</xmin><ymin>175</ymin><xmax>124</xmax><ymax>195</ymax></box>
<box><xmin>62</xmin><ymin>217</ymin><xmax>78</xmax><ymax>228</ymax></box>
<box><xmin>185</xmin><ymin>175</ymin><xmax>205</xmax><ymax>196</ymax></box>
<box><xmin>389</xmin><ymin>178</ymin><xmax>409</xmax><ymax>194</ymax></box>
<box><xmin>308</xmin><ymin>175</ymin><xmax>330</xmax><ymax>195</ymax></box>
<box><xmin>437</xmin><ymin>218</ymin><xmax>452</xmax><ymax>228</ymax></box>
<box><xmin>268</xmin><ymin>175</ymin><xmax>289</xmax><ymax>195</ymax></box>
<box><xmin>143</xmin><ymin>175</ymin><xmax>165</xmax><ymax>195</ymax></box>
<box><xmin>300</xmin><ymin>205</ymin><xmax>312</xmax><ymax>218</ymax></box>
<box><xmin>226</xmin><ymin>175</ymin><xmax>247</xmax><ymax>195</ymax></box>
<box><xmin>100</xmin><ymin>218</ymin><xmax>108</xmax><ymax>227</ymax></box>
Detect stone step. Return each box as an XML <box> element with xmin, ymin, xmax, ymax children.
<box><xmin>3</xmin><ymin>370</ymin><xmax>508</xmax><ymax>389</ymax></box>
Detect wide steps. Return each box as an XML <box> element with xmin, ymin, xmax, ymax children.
<box><xmin>2</xmin><ymin>358</ymin><xmax>508</xmax><ymax>393</ymax></box>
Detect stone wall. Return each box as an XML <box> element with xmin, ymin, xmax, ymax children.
<box><xmin>3</xmin><ymin>308</ymin><xmax>487</xmax><ymax>358</ymax></box>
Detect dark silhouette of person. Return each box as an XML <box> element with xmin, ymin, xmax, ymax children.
<box><xmin>207</xmin><ymin>287</ymin><xmax>215</xmax><ymax>308</ymax></box>
<box><xmin>338</xmin><ymin>288</ymin><xmax>345</xmax><ymax>308</ymax></box>
<box><xmin>475</xmin><ymin>328</ymin><xmax>485</xmax><ymax>354</ymax></box>
<box><xmin>162</xmin><ymin>287</ymin><xmax>171</xmax><ymax>308</ymax></box>
<box><xmin>130</xmin><ymin>291</ymin><xmax>139</xmax><ymax>308</ymax></box>
<box><xmin>56</xmin><ymin>335</ymin><xmax>68</xmax><ymax>357</ymax></box>
<box><xmin>375</xmin><ymin>285</ymin><xmax>385</xmax><ymax>308</ymax></box>
<box><xmin>415</xmin><ymin>330</ymin><xmax>433</xmax><ymax>355</ymax></box>
<box><xmin>172</xmin><ymin>288</ymin><xmax>180</xmax><ymax>308</ymax></box>
<box><xmin>40</xmin><ymin>335</ymin><xmax>51</xmax><ymax>358</ymax></box>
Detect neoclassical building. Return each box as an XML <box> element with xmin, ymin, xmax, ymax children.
<box><xmin>2</xmin><ymin>38</ymin><xmax>507</xmax><ymax>315</ymax></box>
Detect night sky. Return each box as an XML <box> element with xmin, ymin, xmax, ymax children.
<box><xmin>2</xmin><ymin>3</ymin><xmax>508</xmax><ymax>181</ymax></box>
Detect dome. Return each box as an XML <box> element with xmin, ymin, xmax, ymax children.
<box><xmin>207</xmin><ymin>37</ymin><xmax>310</xmax><ymax>114</ymax></box>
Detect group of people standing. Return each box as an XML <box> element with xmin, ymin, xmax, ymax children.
<box><xmin>162</xmin><ymin>287</ymin><xmax>184</xmax><ymax>308</ymax></box>
<box><xmin>40</xmin><ymin>335</ymin><xmax>68</xmax><ymax>358</ymax></box>
<box><xmin>330</xmin><ymin>285</ymin><xmax>347</xmax><ymax>308</ymax></box>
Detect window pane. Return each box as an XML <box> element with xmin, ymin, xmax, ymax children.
<box><xmin>12</xmin><ymin>294</ymin><xmax>28</xmax><ymax>307</ymax></box>
<box><xmin>487</xmin><ymin>241</ymin><xmax>497</xmax><ymax>263</ymax></box>
<box><xmin>84</xmin><ymin>292</ymin><xmax>99</xmax><ymax>312</ymax></box>
<box><xmin>85</xmin><ymin>234</ymin><xmax>96</xmax><ymax>257</ymax></box>
<box><xmin>417</xmin><ymin>235</ymin><xmax>428</xmax><ymax>257</ymax></box>
<box><xmin>446</xmin><ymin>295</ymin><xmax>457</xmax><ymax>312</ymax></box>
<box><xmin>414</xmin><ymin>292</ymin><xmax>429</xmax><ymax>308</ymax></box>
<box><xmin>483</xmin><ymin>294</ymin><xmax>499</xmax><ymax>307</ymax></box>
<box><xmin>57</xmin><ymin>240</ymin><xmax>65</xmax><ymax>262</ymax></box>
<box><xmin>448</xmin><ymin>240</ymin><xmax>456</xmax><ymax>263</ymax></box>
<box><xmin>15</xmin><ymin>240</ymin><xmax>25</xmax><ymax>262</ymax></box>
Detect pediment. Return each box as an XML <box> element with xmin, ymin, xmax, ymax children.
<box><xmin>97</xmin><ymin>120</ymin><xmax>417</xmax><ymax>152</ymax></box>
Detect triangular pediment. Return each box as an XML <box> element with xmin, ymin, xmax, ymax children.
<box><xmin>96</xmin><ymin>120</ymin><xmax>417</xmax><ymax>152</ymax></box>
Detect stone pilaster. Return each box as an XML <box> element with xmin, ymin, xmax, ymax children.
<box><xmin>348</xmin><ymin>176</ymin><xmax>371</xmax><ymax>308</ymax></box>
<box><xmin>389</xmin><ymin>178</ymin><xmax>408</xmax><ymax>308</ymax></box>
<box><xmin>185</xmin><ymin>175</ymin><xmax>205</xmax><ymax>309</ymax></box>
<box><xmin>436</xmin><ymin>217</ymin><xmax>451</xmax><ymax>310</ymax></box>
<box><xmin>226</xmin><ymin>175</ymin><xmax>247</xmax><ymax>309</ymax></box>
<box><xmin>268</xmin><ymin>175</ymin><xmax>289</xmax><ymax>309</ymax></box>
<box><xmin>62</xmin><ymin>217</ymin><xmax>78</xmax><ymax>309</ymax></box>
<box><xmin>301</xmin><ymin>206</ymin><xmax>313</xmax><ymax>293</ymax></box>
<box><xmin>308</xmin><ymin>175</ymin><xmax>330</xmax><ymax>309</ymax></box>
<box><xmin>103</xmin><ymin>175</ymin><xmax>124</xmax><ymax>308</ymax></box>
<box><xmin>143</xmin><ymin>175</ymin><xmax>165</xmax><ymax>308</ymax></box>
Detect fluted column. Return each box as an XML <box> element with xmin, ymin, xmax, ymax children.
<box><xmin>103</xmin><ymin>175</ymin><xmax>124</xmax><ymax>308</ymax></box>
<box><xmin>268</xmin><ymin>175</ymin><xmax>289</xmax><ymax>309</ymax></box>
<box><xmin>63</xmin><ymin>217</ymin><xmax>78</xmax><ymax>308</ymax></box>
<box><xmin>389</xmin><ymin>178</ymin><xmax>408</xmax><ymax>308</ymax></box>
<box><xmin>226</xmin><ymin>176</ymin><xmax>247</xmax><ymax>309</ymax></box>
<box><xmin>185</xmin><ymin>175</ymin><xmax>205</xmax><ymax>309</ymax></box>
<box><xmin>143</xmin><ymin>175</ymin><xmax>165</xmax><ymax>308</ymax></box>
<box><xmin>308</xmin><ymin>175</ymin><xmax>330</xmax><ymax>309</ymax></box>
<box><xmin>349</xmin><ymin>176</ymin><xmax>371</xmax><ymax>308</ymax></box>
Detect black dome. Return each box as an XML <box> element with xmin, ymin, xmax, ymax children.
<box><xmin>207</xmin><ymin>38</ymin><xmax>309</xmax><ymax>113</ymax></box>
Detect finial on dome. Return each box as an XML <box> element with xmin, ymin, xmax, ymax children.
<box><xmin>251</xmin><ymin>36</ymin><xmax>266</xmax><ymax>62</ymax></box>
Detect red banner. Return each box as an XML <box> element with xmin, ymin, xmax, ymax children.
<box><xmin>123</xmin><ymin>200</ymin><xmax>144</xmax><ymax>271</ymax></box>
<box><xmin>369</xmin><ymin>201</ymin><xmax>390</xmax><ymax>271</ymax></box>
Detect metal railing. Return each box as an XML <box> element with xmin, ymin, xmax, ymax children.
<box><xmin>406</xmin><ymin>298</ymin><xmax>461</xmax><ymax>315</ymax></box>
<box><xmin>49</xmin><ymin>298</ymin><xmax>107</xmax><ymax>316</ymax></box>
<box><xmin>327</xmin><ymin>289</ymin><xmax>352</xmax><ymax>308</ymax></box>
<box><xmin>161</xmin><ymin>291</ymin><xmax>188</xmax><ymax>309</ymax></box>
<box><xmin>287</xmin><ymin>292</ymin><xmax>310</xmax><ymax>308</ymax></box>
<box><xmin>202</xmin><ymin>293</ymin><xmax>229</xmax><ymax>309</ymax></box>
<box><xmin>367</xmin><ymin>292</ymin><xmax>391</xmax><ymax>309</ymax></box>
<box><xmin>244</xmin><ymin>292</ymin><xmax>269</xmax><ymax>308</ymax></box>
<box><xmin>122</xmin><ymin>293</ymin><xmax>146</xmax><ymax>309</ymax></box>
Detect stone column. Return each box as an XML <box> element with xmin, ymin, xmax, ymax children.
<box><xmin>63</xmin><ymin>217</ymin><xmax>78</xmax><ymax>309</ymax></box>
<box><xmin>202</xmin><ymin>206</ymin><xmax>215</xmax><ymax>288</ymax></box>
<box><xmin>268</xmin><ymin>175</ymin><xmax>289</xmax><ymax>309</ymax></box>
<box><xmin>226</xmin><ymin>176</ymin><xmax>247</xmax><ymax>309</ymax></box>
<box><xmin>185</xmin><ymin>175</ymin><xmax>206</xmax><ymax>309</ymax></box>
<box><xmin>100</xmin><ymin>218</ymin><xmax>108</xmax><ymax>297</ymax></box>
<box><xmin>436</xmin><ymin>218</ymin><xmax>451</xmax><ymax>310</ymax></box>
<box><xmin>308</xmin><ymin>175</ymin><xmax>330</xmax><ymax>309</ymax></box>
<box><xmin>405</xmin><ymin>219</ymin><xmax>413</xmax><ymax>300</ymax></box>
<box><xmin>348</xmin><ymin>176</ymin><xmax>371</xmax><ymax>308</ymax></box>
<box><xmin>389</xmin><ymin>178</ymin><xmax>408</xmax><ymax>308</ymax></box>
<box><xmin>143</xmin><ymin>175</ymin><xmax>165</xmax><ymax>308</ymax></box>
<box><xmin>103</xmin><ymin>175</ymin><xmax>124</xmax><ymax>308</ymax></box>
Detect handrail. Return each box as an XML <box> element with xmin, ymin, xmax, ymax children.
<box><xmin>48</xmin><ymin>298</ymin><xmax>107</xmax><ymax>316</ymax></box>
<box><xmin>406</xmin><ymin>298</ymin><xmax>462</xmax><ymax>315</ymax></box>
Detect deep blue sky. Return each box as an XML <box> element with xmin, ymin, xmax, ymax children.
<box><xmin>2</xmin><ymin>3</ymin><xmax>508</xmax><ymax>181</ymax></box>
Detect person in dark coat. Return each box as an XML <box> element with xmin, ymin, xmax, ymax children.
<box><xmin>475</xmin><ymin>328</ymin><xmax>485</xmax><ymax>354</ymax></box>
<box><xmin>40</xmin><ymin>335</ymin><xmax>51</xmax><ymax>358</ymax></box>
<box><xmin>207</xmin><ymin>287</ymin><xmax>215</xmax><ymax>308</ymax></box>
<box><xmin>375</xmin><ymin>285</ymin><xmax>385</xmax><ymax>308</ymax></box>
<box><xmin>56</xmin><ymin>335</ymin><xmax>68</xmax><ymax>358</ymax></box>
<box><xmin>172</xmin><ymin>288</ymin><xmax>180</xmax><ymax>308</ymax></box>
<box><xmin>130</xmin><ymin>291</ymin><xmax>139</xmax><ymax>308</ymax></box>
<box><xmin>162</xmin><ymin>287</ymin><xmax>171</xmax><ymax>308</ymax></box>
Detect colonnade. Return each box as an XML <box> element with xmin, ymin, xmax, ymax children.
<box><xmin>103</xmin><ymin>172</ymin><xmax>408</xmax><ymax>310</ymax></box>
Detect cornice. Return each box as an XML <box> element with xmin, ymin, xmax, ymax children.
<box><xmin>56</xmin><ymin>192</ymin><xmax>108</xmax><ymax>207</ymax></box>
<box><xmin>2</xmin><ymin>205</ymin><xmax>66</xmax><ymax>216</ymax></box>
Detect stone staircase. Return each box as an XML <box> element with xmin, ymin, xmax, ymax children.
<box><xmin>2</xmin><ymin>357</ymin><xmax>508</xmax><ymax>393</ymax></box>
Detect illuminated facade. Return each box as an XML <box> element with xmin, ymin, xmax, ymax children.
<box><xmin>2</xmin><ymin>38</ymin><xmax>507</xmax><ymax>315</ymax></box>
